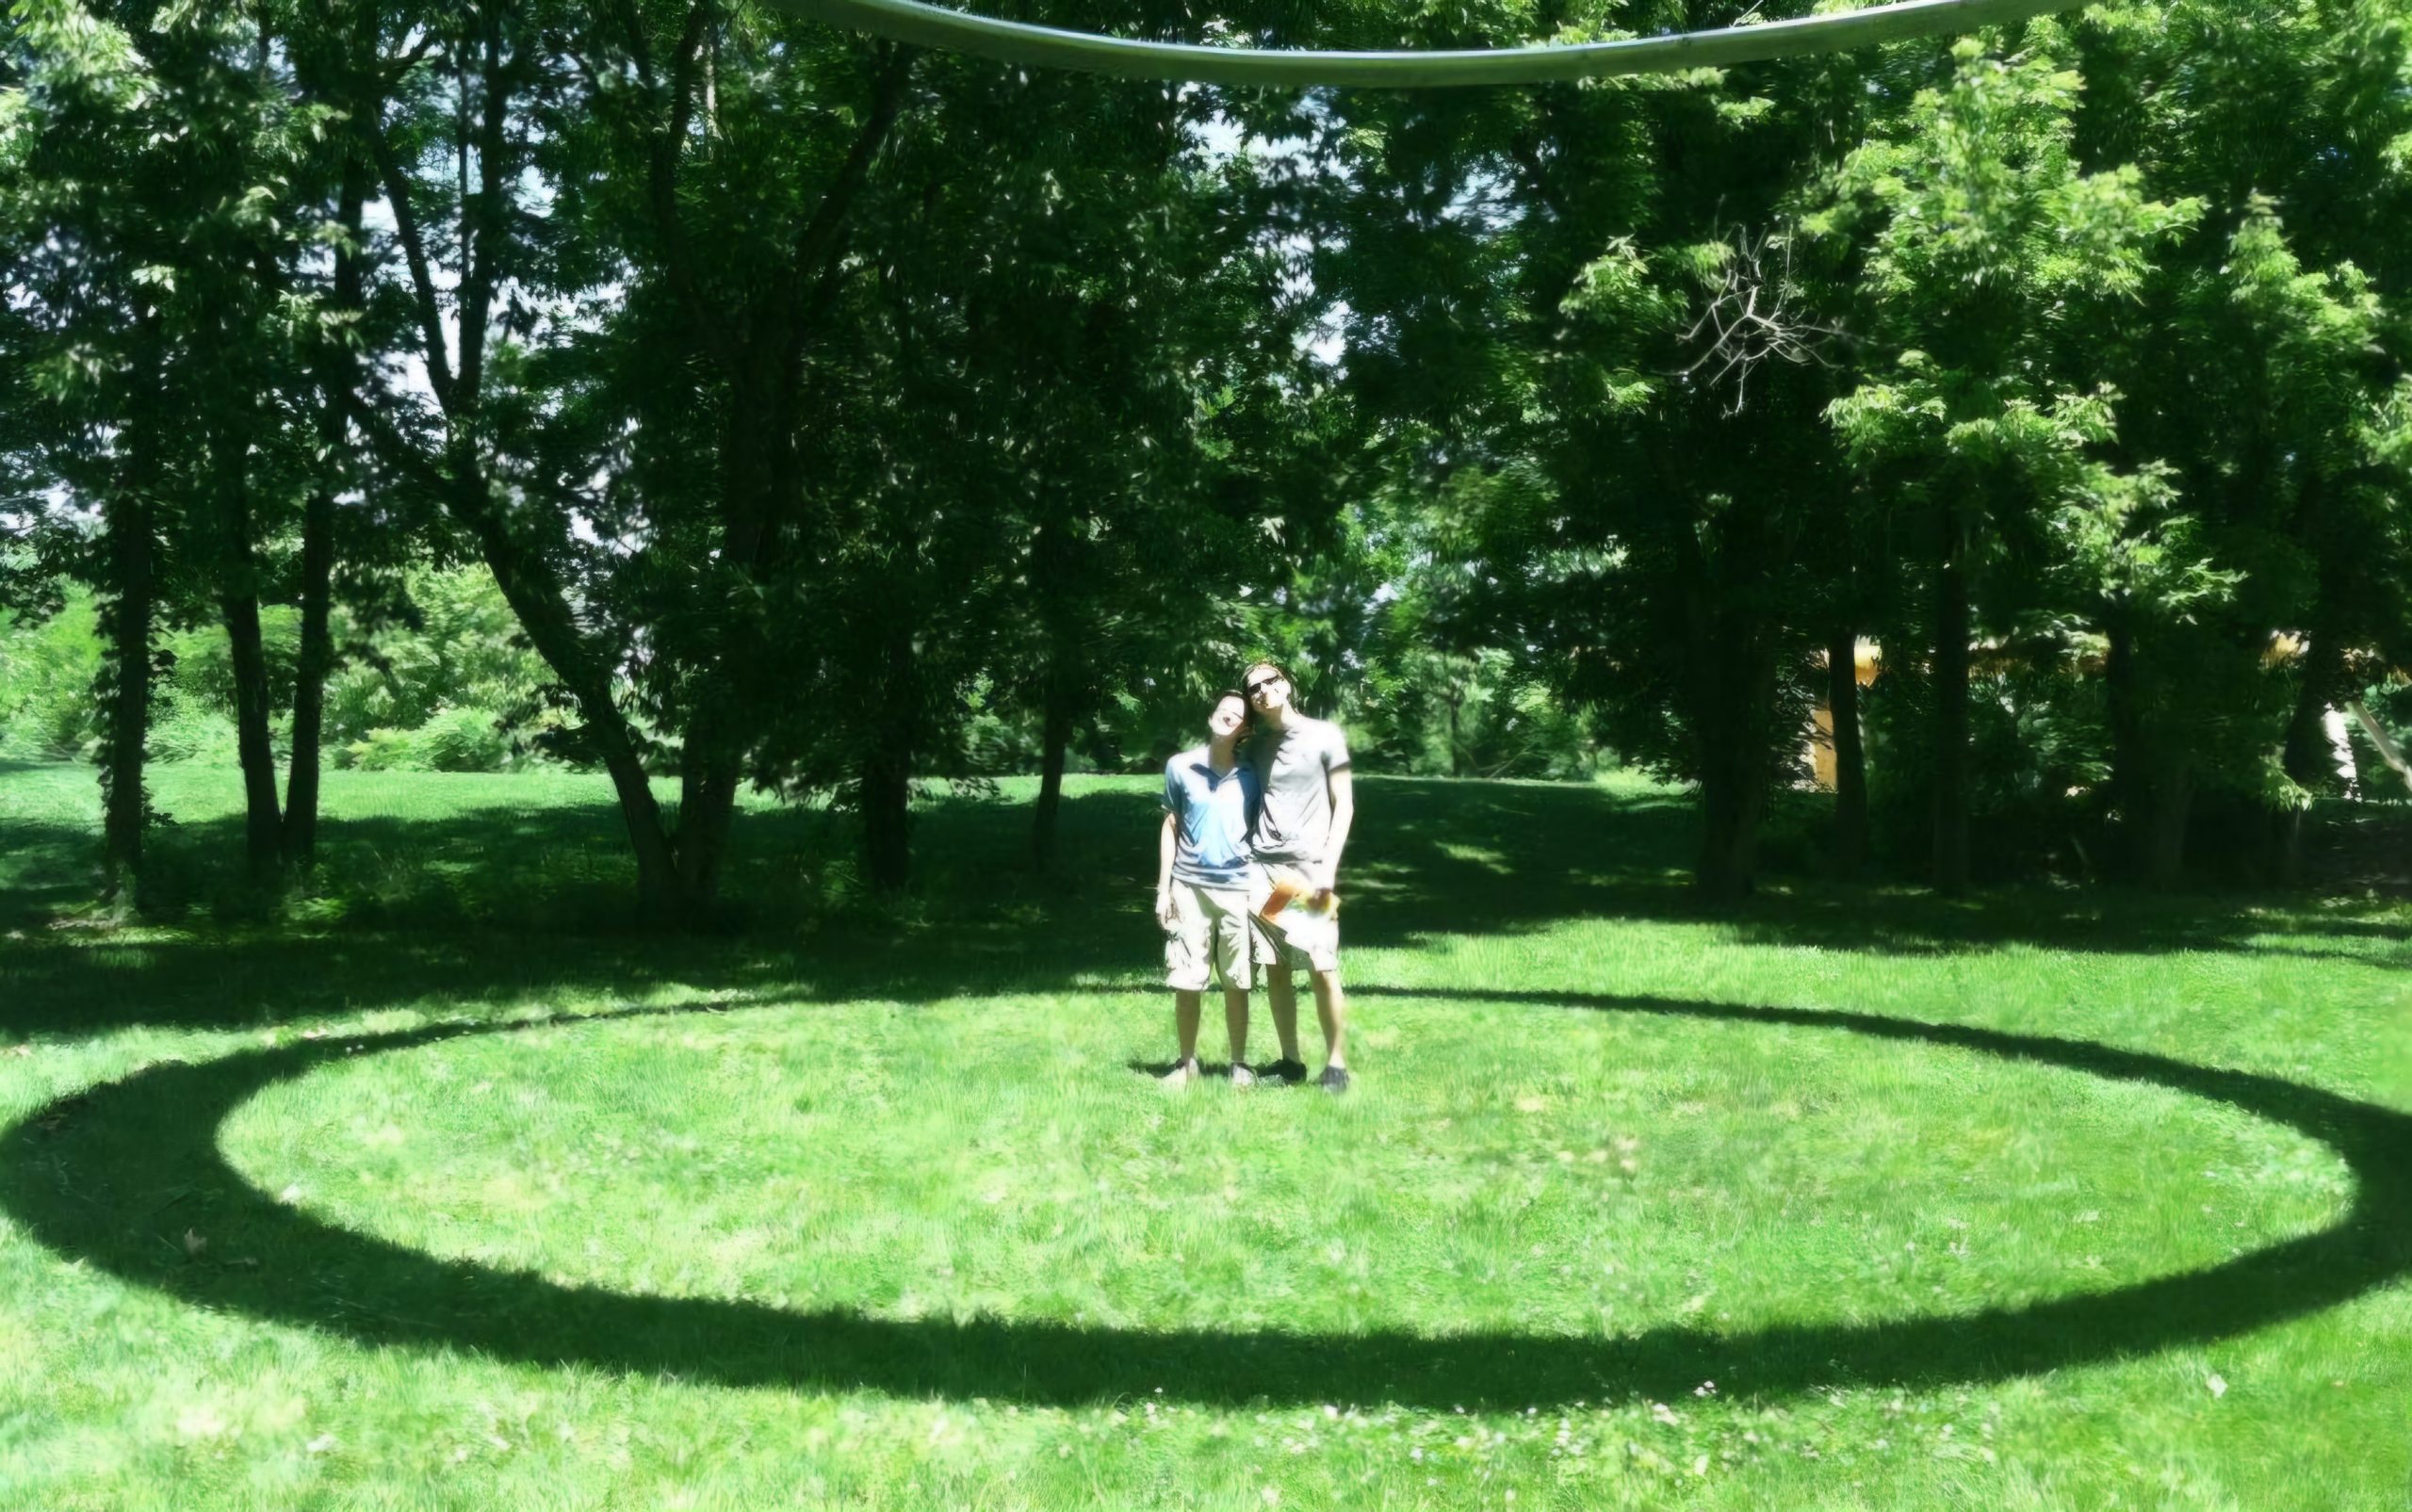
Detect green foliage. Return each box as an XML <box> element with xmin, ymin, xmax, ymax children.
<box><xmin>0</xmin><ymin>591</ymin><xmax>103</xmax><ymax>760</ymax></box>
<box><xmin>322</xmin><ymin>566</ymin><xmax>558</xmax><ymax>756</ymax></box>
<box><xmin>161</xmin><ymin>609</ymin><xmax>302</xmax><ymax>725</ymax></box>
<box><xmin>0</xmin><ymin>565</ymin><xmax>555</xmax><ymax>772</ymax></box>
<box><xmin>7</xmin><ymin>0</ymin><xmax>2410</xmax><ymax>909</ymax></box>
<box><xmin>1861</xmin><ymin>651</ymin><xmax>2114</xmax><ymax>877</ymax></box>
<box><xmin>344</xmin><ymin>705</ymin><xmax>513</xmax><ymax>774</ymax></box>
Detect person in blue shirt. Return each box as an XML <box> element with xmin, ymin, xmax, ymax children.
<box><xmin>1154</xmin><ymin>689</ymin><xmax>1262</xmax><ymax>1087</ymax></box>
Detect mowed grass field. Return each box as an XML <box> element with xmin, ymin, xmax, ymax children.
<box><xmin>1</xmin><ymin>761</ymin><xmax>2408</xmax><ymax>1510</ymax></box>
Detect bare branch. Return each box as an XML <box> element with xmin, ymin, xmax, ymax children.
<box><xmin>454</xmin><ymin>4</ymin><xmax>510</xmax><ymax>410</ymax></box>
<box><xmin>777</xmin><ymin>43</ymin><xmax>914</xmax><ymax>390</ymax></box>
<box><xmin>363</xmin><ymin>105</ymin><xmax>457</xmax><ymax>411</ymax></box>
<box><xmin>1675</xmin><ymin>223</ymin><xmax>1844</xmax><ymax>415</ymax></box>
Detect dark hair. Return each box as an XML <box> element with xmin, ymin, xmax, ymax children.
<box><xmin>1211</xmin><ymin>688</ymin><xmax>1253</xmax><ymax>728</ymax></box>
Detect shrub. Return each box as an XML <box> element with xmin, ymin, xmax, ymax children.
<box><xmin>342</xmin><ymin>727</ymin><xmax>421</xmax><ymax>772</ymax></box>
<box><xmin>0</xmin><ymin>593</ymin><xmax>103</xmax><ymax>759</ymax></box>
<box><xmin>416</xmin><ymin>705</ymin><xmax>513</xmax><ymax>772</ymax></box>
<box><xmin>343</xmin><ymin>707</ymin><xmax>513</xmax><ymax>773</ymax></box>
<box><xmin>147</xmin><ymin>702</ymin><xmax>245</xmax><ymax>766</ymax></box>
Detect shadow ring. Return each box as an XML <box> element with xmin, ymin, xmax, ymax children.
<box><xmin>5</xmin><ymin>990</ymin><xmax>2407</xmax><ymax>1406</ymax></box>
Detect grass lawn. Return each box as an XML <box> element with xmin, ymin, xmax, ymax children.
<box><xmin>1</xmin><ymin>761</ymin><xmax>2407</xmax><ymax>1510</ymax></box>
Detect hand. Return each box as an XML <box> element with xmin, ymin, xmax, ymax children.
<box><xmin>1310</xmin><ymin>862</ymin><xmax>1337</xmax><ymax>902</ymax></box>
<box><xmin>1155</xmin><ymin>886</ymin><xmax>1176</xmax><ymax>930</ymax></box>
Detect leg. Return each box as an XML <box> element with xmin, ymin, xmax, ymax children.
<box><xmin>1164</xmin><ymin>884</ymin><xmax>1209</xmax><ymax>1084</ymax></box>
<box><xmin>1311</xmin><ymin>966</ymin><xmax>1348</xmax><ymax>1070</ymax></box>
<box><xmin>1221</xmin><ymin>985</ymin><xmax>1250</xmax><ymax>1066</ymax></box>
<box><xmin>1266</xmin><ymin>963</ymin><xmax>1303</xmax><ymax>1065</ymax></box>
<box><xmin>1170</xmin><ymin>987</ymin><xmax>1203</xmax><ymax>1074</ymax></box>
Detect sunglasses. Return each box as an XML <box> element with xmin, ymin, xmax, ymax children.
<box><xmin>1244</xmin><ymin>675</ymin><xmax>1282</xmax><ymax>696</ymax></box>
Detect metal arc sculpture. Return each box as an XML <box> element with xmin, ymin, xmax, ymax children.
<box><xmin>769</xmin><ymin>0</ymin><xmax>2080</xmax><ymax>88</ymax></box>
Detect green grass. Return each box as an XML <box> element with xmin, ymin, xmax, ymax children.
<box><xmin>1</xmin><ymin>762</ymin><xmax>2408</xmax><ymax>1509</ymax></box>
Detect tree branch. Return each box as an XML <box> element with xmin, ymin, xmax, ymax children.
<box><xmin>454</xmin><ymin>3</ymin><xmax>511</xmax><ymax>410</ymax></box>
<box><xmin>651</xmin><ymin>2</ymin><xmax>738</xmax><ymax>371</ymax></box>
<box><xmin>362</xmin><ymin>106</ymin><xmax>457</xmax><ymax>411</ymax></box>
<box><xmin>776</xmin><ymin>43</ymin><xmax>913</xmax><ymax>389</ymax></box>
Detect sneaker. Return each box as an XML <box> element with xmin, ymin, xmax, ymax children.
<box><xmin>1317</xmin><ymin>1065</ymin><xmax>1352</xmax><ymax>1095</ymax></box>
<box><xmin>1161</xmin><ymin>1058</ymin><xmax>1200</xmax><ymax>1088</ymax></box>
<box><xmin>1229</xmin><ymin>1065</ymin><xmax>1257</xmax><ymax>1089</ymax></box>
<box><xmin>1263</xmin><ymin>1058</ymin><xmax>1309</xmax><ymax>1086</ymax></box>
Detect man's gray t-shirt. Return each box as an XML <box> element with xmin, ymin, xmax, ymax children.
<box><xmin>1247</xmin><ymin>715</ymin><xmax>1351</xmax><ymax>867</ymax></box>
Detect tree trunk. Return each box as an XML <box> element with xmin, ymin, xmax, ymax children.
<box><xmin>1695</xmin><ymin>743</ymin><xmax>1767</xmax><ymax>902</ymax></box>
<box><xmin>281</xmin><ymin>453</ymin><xmax>335</xmax><ymax>872</ymax></box>
<box><xmin>213</xmin><ymin>434</ymin><xmax>284</xmax><ymax>886</ymax></box>
<box><xmin>220</xmin><ymin>585</ymin><xmax>285</xmax><ymax>885</ymax></box>
<box><xmin>284</xmin><ymin>164</ymin><xmax>367</xmax><ymax>871</ymax></box>
<box><xmin>2101</xmin><ymin>616</ymin><xmax>2190</xmax><ymax>886</ymax></box>
<box><xmin>862</xmin><ymin>631</ymin><xmax>916</xmax><ymax>893</ymax></box>
<box><xmin>1685</xmin><ymin>592</ymin><xmax>1778</xmax><ymax>902</ymax></box>
<box><xmin>1032</xmin><ymin>677</ymin><xmax>1072</xmax><ymax>872</ymax></box>
<box><xmin>1826</xmin><ymin>626</ymin><xmax>1866</xmax><ymax>878</ymax></box>
<box><xmin>97</xmin><ymin>486</ymin><xmax>155</xmax><ymax>912</ymax></box>
<box><xmin>2273</xmin><ymin>627</ymin><xmax>2343</xmax><ymax>886</ymax></box>
<box><xmin>673</xmin><ymin>727</ymin><xmax>742</xmax><ymax>914</ymax></box>
<box><xmin>469</xmin><ymin>511</ymin><xmax>683</xmax><ymax>917</ymax></box>
<box><xmin>352</xmin><ymin>31</ymin><xmax>691</xmax><ymax>923</ymax></box>
<box><xmin>862</xmin><ymin>745</ymin><xmax>913</xmax><ymax>894</ymax></box>
<box><xmin>2102</xmin><ymin>616</ymin><xmax>2144</xmax><ymax>879</ymax></box>
<box><xmin>2143</xmin><ymin>759</ymin><xmax>2193</xmax><ymax>891</ymax></box>
<box><xmin>1930</xmin><ymin>509</ymin><xmax>1972</xmax><ymax>894</ymax></box>
<box><xmin>601</xmin><ymin>739</ymin><xmax>682</xmax><ymax>918</ymax></box>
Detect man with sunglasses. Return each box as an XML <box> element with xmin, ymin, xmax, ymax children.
<box><xmin>1239</xmin><ymin>660</ymin><xmax>1355</xmax><ymax>1092</ymax></box>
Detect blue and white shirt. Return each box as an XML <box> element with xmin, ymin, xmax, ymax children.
<box><xmin>1163</xmin><ymin>747</ymin><xmax>1260</xmax><ymax>889</ymax></box>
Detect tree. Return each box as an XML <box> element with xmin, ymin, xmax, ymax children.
<box><xmin>1817</xmin><ymin>33</ymin><xmax>2198</xmax><ymax>889</ymax></box>
<box><xmin>2075</xmin><ymin>0</ymin><xmax>2412</xmax><ymax>882</ymax></box>
<box><xmin>1309</xmin><ymin>1</ymin><xmax>1876</xmax><ymax>897</ymax></box>
<box><xmin>4</xmin><ymin>0</ymin><xmax>395</xmax><ymax>898</ymax></box>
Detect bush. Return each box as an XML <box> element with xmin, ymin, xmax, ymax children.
<box><xmin>1353</xmin><ymin>649</ymin><xmax>1607</xmax><ymax>780</ymax></box>
<box><xmin>417</xmin><ymin>705</ymin><xmax>513</xmax><ymax>772</ymax></box>
<box><xmin>1862</xmin><ymin>652</ymin><xmax>2112</xmax><ymax>881</ymax></box>
<box><xmin>0</xmin><ymin>592</ymin><xmax>103</xmax><ymax>759</ymax></box>
<box><xmin>147</xmin><ymin>702</ymin><xmax>246</xmax><ymax>766</ymax></box>
<box><xmin>343</xmin><ymin>707</ymin><xmax>513</xmax><ymax>773</ymax></box>
<box><xmin>342</xmin><ymin>727</ymin><xmax>421</xmax><ymax>772</ymax></box>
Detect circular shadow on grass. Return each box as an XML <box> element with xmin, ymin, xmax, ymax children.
<box><xmin>5</xmin><ymin>990</ymin><xmax>2408</xmax><ymax>1407</ymax></box>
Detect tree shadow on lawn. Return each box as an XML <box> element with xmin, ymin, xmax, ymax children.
<box><xmin>1</xmin><ymin>776</ymin><xmax>2403</xmax><ymax>1044</ymax></box>
<box><xmin>0</xmin><ymin>821</ymin><xmax>105</xmax><ymax>924</ymax></box>
<box><xmin>0</xmin><ymin>775</ymin><xmax>1697</xmax><ymax>941</ymax></box>
<box><xmin>5</xmin><ymin>993</ymin><xmax>2406</xmax><ymax>1409</ymax></box>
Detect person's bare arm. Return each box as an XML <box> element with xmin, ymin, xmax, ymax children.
<box><xmin>1156</xmin><ymin>811</ymin><xmax>1180</xmax><ymax>926</ymax></box>
<box><xmin>1316</xmin><ymin>765</ymin><xmax>1354</xmax><ymax>898</ymax></box>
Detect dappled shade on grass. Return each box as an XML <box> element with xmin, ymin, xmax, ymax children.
<box><xmin>1</xmin><ymin>768</ymin><xmax>2404</xmax><ymax>1046</ymax></box>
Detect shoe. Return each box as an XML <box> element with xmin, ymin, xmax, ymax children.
<box><xmin>1229</xmin><ymin>1065</ymin><xmax>1256</xmax><ymax>1088</ymax></box>
<box><xmin>1263</xmin><ymin>1058</ymin><xmax>1308</xmax><ymax>1085</ymax></box>
<box><xmin>1317</xmin><ymin>1065</ymin><xmax>1351</xmax><ymax>1094</ymax></box>
<box><xmin>1161</xmin><ymin>1059</ymin><xmax>1200</xmax><ymax>1088</ymax></box>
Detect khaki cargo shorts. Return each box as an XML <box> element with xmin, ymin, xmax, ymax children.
<box><xmin>1165</xmin><ymin>880</ymin><xmax>1256</xmax><ymax>993</ymax></box>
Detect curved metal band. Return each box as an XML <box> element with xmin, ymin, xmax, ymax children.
<box><xmin>765</xmin><ymin>0</ymin><xmax>2079</xmax><ymax>88</ymax></box>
